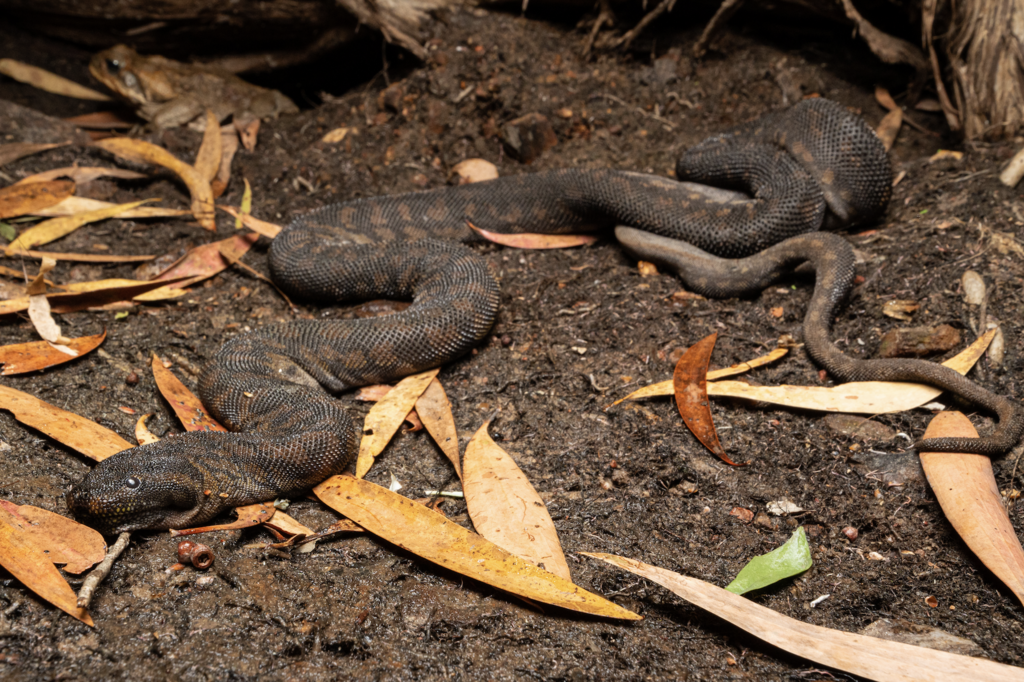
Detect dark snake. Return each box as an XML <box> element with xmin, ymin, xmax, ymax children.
<box><xmin>67</xmin><ymin>98</ymin><xmax>1024</xmax><ymax>533</ymax></box>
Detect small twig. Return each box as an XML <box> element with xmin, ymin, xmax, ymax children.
<box><xmin>581</xmin><ymin>0</ymin><xmax>615</xmax><ymax>60</ymax></box>
<box><xmin>77</xmin><ymin>531</ymin><xmax>131</xmax><ymax>608</ymax></box>
<box><xmin>693</xmin><ymin>0</ymin><xmax>746</xmax><ymax>58</ymax></box>
<box><xmin>2</xmin><ymin>601</ymin><xmax>21</xmax><ymax>617</ymax></box>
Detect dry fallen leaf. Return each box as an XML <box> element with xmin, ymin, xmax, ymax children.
<box><xmin>314</xmin><ymin>475</ymin><xmax>640</xmax><ymax>620</ymax></box>
<box><xmin>464</xmin><ymin>421</ymin><xmax>571</xmax><ymax>580</ymax></box>
<box><xmin>14</xmin><ymin>167</ymin><xmax>146</xmax><ymax>186</ymax></box>
<box><xmin>3</xmin><ymin>250</ymin><xmax>155</xmax><ymax>263</ymax></box>
<box><xmin>6</xmin><ymin>198</ymin><xmax>155</xmax><ymax>254</ymax></box>
<box><xmin>0</xmin><ymin>276</ymin><xmax>192</xmax><ymax>316</ymax></box>
<box><xmin>193</xmin><ymin>111</ymin><xmax>222</xmax><ymax>183</ymax></box>
<box><xmin>0</xmin><ymin>500</ymin><xmax>106</xmax><ymax>574</ymax></box>
<box><xmin>235</xmin><ymin>179</ymin><xmax>252</xmax><ymax>230</ymax></box>
<box><xmin>93</xmin><ymin>138</ymin><xmax>215</xmax><ymax>230</ymax></box>
<box><xmin>0</xmin><ymin>385</ymin><xmax>133</xmax><ymax>461</ymax></box>
<box><xmin>151</xmin><ymin>353</ymin><xmax>226</xmax><ymax>433</ymax></box>
<box><xmin>0</xmin><ymin>180</ymin><xmax>75</xmax><ymax>220</ymax></box>
<box><xmin>0</xmin><ymin>330</ymin><xmax>106</xmax><ymax>375</ymax></box>
<box><xmin>874</xmin><ymin>86</ymin><xmax>899</xmax><ymax>111</ymax></box>
<box><xmin>355</xmin><ymin>368</ymin><xmax>440</xmax><ymax>478</ymax></box>
<box><xmin>135</xmin><ymin>413</ymin><xmax>160</xmax><ymax>446</ymax></box>
<box><xmin>64</xmin><ymin>111</ymin><xmax>134</xmax><ymax>130</ymax></box>
<box><xmin>236</xmin><ymin>117</ymin><xmax>260</xmax><ymax>151</ymax></box>
<box><xmin>211</xmin><ymin>127</ymin><xmax>240</xmax><ymax>198</ymax></box>
<box><xmin>415</xmin><ymin>379</ymin><xmax>462</xmax><ymax>478</ymax></box>
<box><xmin>674</xmin><ymin>333</ymin><xmax>735</xmax><ymax>464</ymax></box>
<box><xmin>0</xmin><ymin>58</ymin><xmax>110</xmax><ymax>101</ymax></box>
<box><xmin>618</xmin><ymin>329</ymin><xmax>996</xmax><ymax>415</ymax></box>
<box><xmin>321</xmin><ymin>127</ymin><xmax>352</xmax><ymax>144</ymax></box>
<box><xmin>876</xmin><ymin>108</ymin><xmax>903</xmax><ymax>151</ymax></box>
<box><xmin>920</xmin><ymin>411</ymin><xmax>1024</xmax><ymax>608</ymax></box>
<box><xmin>0</xmin><ymin>512</ymin><xmax>94</xmax><ymax>626</ymax></box>
<box><xmin>33</xmin><ymin>195</ymin><xmax>187</xmax><ymax>219</ymax></box>
<box><xmin>0</xmin><ymin>142</ymin><xmax>64</xmax><ymax>168</ymax></box>
<box><xmin>929</xmin><ymin>149</ymin><xmax>964</xmax><ymax>163</ymax></box>
<box><xmin>469</xmin><ymin>223</ymin><xmax>598</xmax><ymax>249</ymax></box>
<box><xmin>170</xmin><ymin>502</ymin><xmax>276</xmax><ymax>537</ymax></box>
<box><xmin>217</xmin><ymin>206</ymin><xmax>282</xmax><ymax>238</ymax></box>
<box><xmin>585</xmin><ymin>553</ymin><xmax>1024</xmax><ymax>682</ymax></box>
<box><xmin>150</xmin><ymin>233</ymin><xmax>260</xmax><ymax>284</ymax></box>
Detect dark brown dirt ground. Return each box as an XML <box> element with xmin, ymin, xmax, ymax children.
<box><xmin>2</xmin><ymin>6</ymin><xmax>1024</xmax><ymax>681</ymax></box>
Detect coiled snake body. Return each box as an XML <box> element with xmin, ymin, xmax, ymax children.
<box><xmin>68</xmin><ymin>98</ymin><xmax>1023</xmax><ymax>533</ymax></box>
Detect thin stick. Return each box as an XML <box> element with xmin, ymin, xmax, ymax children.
<box><xmin>77</xmin><ymin>531</ymin><xmax>130</xmax><ymax>608</ymax></box>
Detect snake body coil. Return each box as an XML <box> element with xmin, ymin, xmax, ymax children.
<box><xmin>68</xmin><ymin>98</ymin><xmax>1022</xmax><ymax>533</ymax></box>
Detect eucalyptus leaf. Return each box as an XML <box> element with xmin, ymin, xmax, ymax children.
<box><xmin>0</xmin><ymin>222</ymin><xmax>15</xmax><ymax>241</ymax></box>
<box><xmin>726</xmin><ymin>527</ymin><xmax>812</xmax><ymax>595</ymax></box>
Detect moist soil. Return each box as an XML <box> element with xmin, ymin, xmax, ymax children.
<box><xmin>2</xmin><ymin>6</ymin><xmax>1024</xmax><ymax>681</ymax></box>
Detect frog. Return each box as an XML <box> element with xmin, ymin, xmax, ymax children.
<box><xmin>90</xmin><ymin>44</ymin><xmax>298</xmax><ymax>129</ymax></box>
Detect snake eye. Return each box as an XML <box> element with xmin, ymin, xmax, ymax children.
<box><xmin>125</xmin><ymin>476</ymin><xmax>141</xmax><ymax>489</ymax></box>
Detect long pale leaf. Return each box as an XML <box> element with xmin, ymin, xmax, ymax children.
<box><xmin>464</xmin><ymin>421</ymin><xmax>571</xmax><ymax>580</ymax></box>
<box><xmin>586</xmin><ymin>553</ymin><xmax>1024</xmax><ymax>682</ymax></box>
<box><xmin>355</xmin><ymin>368</ymin><xmax>439</xmax><ymax>478</ymax></box>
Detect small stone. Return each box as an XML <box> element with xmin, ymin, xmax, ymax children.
<box><xmin>877</xmin><ymin>324</ymin><xmax>961</xmax><ymax>358</ymax></box>
<box><xmin>637</xmin><ymin>261</ymin><xmax>658</xmax><ymax>277</ymax></box>
<box><xmin>842</xmin><ymin>526</ymin><xmax>859</xmax><ymax>541</ymax></box>
<box><xmin>729</xmin><ymin>507</ymin><xmax>753</xmax><ymax>523</ymax></box>
<box><xmin>882</xmin><ymin>299</ymin><xmax>919</xmax><ymax>321</ymax></box>
<box><xmin>670</xmin><ymin>480</ymin><xmax>698</xmax><ymax>495</ymax></box>
<box><xmin>859</xmin><ymin>618</ymin><xmax>984</xmax><ymax>657</ymax></box>
<box><xmin>451</xmin><ymin>158</ymin><xmax>498</xmax><ymax>185</ymax></box>
<box><xmin>824</xmin><ymin>414</ymin><xmax>896</xmax><ymax>442</ymax></box>
<box><xmin>501</xmin><ymin>113</ymin><xmax>557</xmax><ymax>164</ymax></box>
<box><xmin>987</xmin><ymin>325</ymin><xmax>1004</xmax><ymax>368</ymax></box>
<box><xmin>378</xmin><ymin>84</ymin><xmax>404</xmax><ymax>112</ymax></box>
<box><xmin>125</xmin><ymin>371</ymin><xmax>139</xmax><ymax>386</ymax></box>
<box><xmin>753</xmin><ymin>511</ymin><xmax>775</xmax><ymax>529</ymax></box>
<box><xmin>961</xmin><ymin>270</ymin><xmax>986</xmax><ymax>305</ymax></box>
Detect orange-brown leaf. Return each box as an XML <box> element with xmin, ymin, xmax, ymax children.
<box><xmin>0</xmin><ymin>180</ymin><xmax>75</xmax><ymax>219</ymax></box>
<box><xmin>93</xmin><ymin>137</ymin><xmax>215</xmax><ymax>230</ymax></box>
<box><xmin>6</xmin><ymin>199</ymin><xmax>156</xmax><ymax>253</ymax></box>
<box><xmin>355</xmin><ymin>368</ymin><xmax>440</xmax><ymax>478</ymax></box>
<box><xmin>464</xmin><ymin>422</ymin><xmax>571</xmax><ymax>580</ymax></box>
<box><xmin>0</xmin><ymin>276</ymin><xmax>192</xmax><ymax>316</ymax></box>
<box><xmin>0</xmin><ymin>512</ymin><xmax>94</xmax><ymax>625</ymax></box>
<box><xmin>135</xmin><ymin>413</ymin><xmax>160</xmax><ymax>445</ymax></box>
<box><xmin>150</xmin><ymin>353</ymin><xmax>226</xmax><ymax>432</ymax></box>
<box><xmin>416</xmin><ymin>379</ymin><xmax>461</xmax><ymax>478</ymax></box>
<box><xmin>0</xmin><ymin>500</ymin><xmax>106</xmax><ymax>574</ymax></box>
<box><xmin>920</xmin><ymin>411</ymin><xmax>1024</xmax><ymax>608</ymax></box>
<box><xmin>0</xmin><ymin>330</ymin><xmax>106</xmax><ymax>375</ymax></box>
<box><xmin>314</xmin><ymin>475</ymin><xmax>640</xmax><ymax>620</ymax></box>
<box><xmin>14</xmin><ymin>167</ymin><xmax>146</xmax><ymax>186</ymax></box>
<box><xmin>876</xmin><ymin>108</ymin><xmax>902</xmax><ymax>152</ymax></box>
<box><xmin>0</xmin><ymin>142</ymin><xmax>64</xmax><ymax>168</ymax></box>
<box><xmin>469</xmin><ymin>223</ymin><xmax>598</xmax><ymax>249</ymax></box>
<box><xmin>673</xmin><ymin>333</ymin><xmax>737</xmax><ymax>465</ymax></box>
<box><xmin>151</xmin><ymin>233</ymin><xmax>259</xmax><ymax>283</ymax></box>
<box><xmin>0</xmin><ymin>384</ymin><xmax>133</xmax><ymax>460</ymax></box>
<box><xmin>170</xmin><ymin>502</ymin><xmax>275</xmax><ymax>536</ymax></box>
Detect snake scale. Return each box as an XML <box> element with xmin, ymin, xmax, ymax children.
<box><xmin>68</xmin><ymin>98</ymin><xmax>1023</xmax><ymax>533</ymax></box>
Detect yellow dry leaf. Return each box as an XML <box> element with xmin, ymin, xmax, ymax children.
<box><xmin>314</xmin><ymin>475</ymin><xmax>640</xmax><ymax>620</ymax></box>
<box><xmin>0</xmin><ymin>58</ymin><xmax>110</xmax><ymax>101</ymax></box>
<box><xmin>236</xmin><ymin>178</ymin><xmax>252</xmax><ymax>230</ymax></box>
<box><xmin>613</xmin><ymin>346</ymin><xmax>788</xmax><ymax>406</ymax></box>
<box><xmin>920</xmin><ymin>412</ymin><xmax>1024</xmax><ymax>608</ymax></box>
<box><xmin>33</xmin><ymin>196</ymin><xmax>187</xmax><ymax>219</ymax></box>
<box><xmin>876</xmin><ymin>108</ymin><xmax>902</xmax><ymax>151</ymax></box>
<box><xmin>193</xmin><ymin>110</ymin><xmax>222</xmax><ymax>183</ymax></box>
<box><xmin>14</xmin><ymin>167</ymin><xmax>146</xmax><ymax>186</ymax></box>
<box><xmin>6</xmin><ymin>199</ymin><xmax>155</xmax><ymax>254</ymax></box>
<box><xmin>218</xmin><ymin>205</ymin><xmax>281</xmax><ymax>238</ymax></box>
<box><xmin>93</xmin><ymin>138</ymin><xmax>215</xmax><ymax>230</ymax></box>
<box><xmin>355</xmin><ymin>368</ymin><xmax>440</xmax><ymax>478</ymax></box>
<box><xmin>0</xmin><ymin>385</ymin><xmax>133</xmax><ymax>461</ymax></box>
<box><xmin>585</xmin><ymin>553</ymin><xmax>1024</xmax><ymax>682</ymax></box>
<box><xmin>415</xmin><ymin>379</ymin><xmax>461</xmax><ymax>478</ymax></box>
<box><xmin>135</xmin><ymin>413</ymin><xmax>160</xmax><ymax>445</ymax></box>
<box><xmin>464</xmin><ymin>421</ymin><xmax>572</xmax><ymax>581</ymax></box>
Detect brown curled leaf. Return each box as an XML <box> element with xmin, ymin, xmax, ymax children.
<box><xmin>169</xmin><ymin>502</ymin><xmax>276</xmax><ymax>536</ymax></box>
<box><xmin>416</xmin><ymin>379</ymin><xmax>461</xmax><ymax>478</ymax></box>
<box><xmin>0</xmin><ymin>142</ymin><xmax>65</xmax><ymax>168</ymax></box>
<box><xmin>876</xmin><ymin>108</ymin><xmax>903</xmax><ymax>152</ymax></box>
<box><xmin>217</xmin><ymin>205</ymin><xmax>281</xmax><ymax>238</ymax></box>
<box><xmin>151</xmin><ymin>353</ymin><xmax>226</xmax><ymax>433</ymax></box>
<box><xmin>920</xmin><ymin>411</ymin><xmax>1024</xmax><ymax>608</ymax></box>
<box><xmin>673</xmin><ymin>333</ymin><xmax>738</xmax><ymax>465</ymax></box>
<box><xmin>355</xmin><ymin>368</ymin><xmax>440</xmax><ymax>479</ymax></box>
<box><xmin>193</xmin><ymin>111</ymin><xmax>222</xmax><ymax>183</ymax></box>
<box><xmin>135</xmin><ymin>413</ymin><xmax>160</xmax><ymax>446</ymax></box>
<box><xmin>0</xmin><ymin>329</ymin><xmax>106</xmax><ymax>375</ymax></box>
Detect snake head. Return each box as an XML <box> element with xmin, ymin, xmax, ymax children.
<box><xmin>66</xmin><ymin>442</ymin><xmax>208</xmax><ymax>534</ymax></box>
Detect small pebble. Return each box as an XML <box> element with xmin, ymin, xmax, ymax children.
<box><xmin>961</xmin><ymin>270</ymin><xmax>986</xmax><ymax>305</ymax></box>
<box><xmin>125</xmin><ymin>371</ymin><xmax>139</xmax><ymax>386</ymax></box>
<box><xmin>842</xmin><ymin>526</ymin><xmax>859</xmax><ymax>541</ymax></box>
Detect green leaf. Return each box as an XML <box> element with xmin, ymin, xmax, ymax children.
<box><xmin>114</xmin><ymin>311</ymin><xmax>129</xmax><ymax>320</ymax></box>
<box><xmin>725</xmin><ymin>527</ymin><xmax>812</xmax><ymax>595</ymax></box>
<box><xmin>0</xmin><ymin>222</ymin><xmax>15</xmax><ymax>242</ymax></box>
